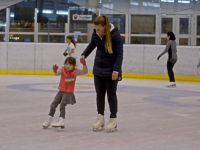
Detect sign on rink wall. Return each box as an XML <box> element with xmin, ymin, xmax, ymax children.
<box><xmin>72</xmin><ymin>14</ymin><xmax>92</xmax><ymax>21</ymax></box>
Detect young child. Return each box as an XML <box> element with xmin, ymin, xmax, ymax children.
<box><xmin>63</xmin><ymin>36</ymin><xmax>77</xmax><ymax>59</ymax></box>
<box><xmin>42</xmin><ymin>57</ymin><xmax>88</xmax><ymax>129</ymax></box>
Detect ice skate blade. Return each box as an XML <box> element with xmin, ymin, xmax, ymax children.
<box><xmin>52</xmin><ymin>125</ymin><xmax>65</xmax><ymax>129</ymax></box>
<box><xmin>106</xmin><ymin>128</ymin><xmax>118</xmax><ymax>132</ymax></box>
<box><xmin>93</xmin><ymin>127</ymin><xmax>104</xmax><ymax>131</ymax></box>
<box><xmin>166</xmin><ymin>85</ymin><xmax>176</xmax><ymax>88</ymax></box>
<box><xmin>42</xmin><ymin>125</ymin><xmax>49</xmax><ymax>129</ymax></box>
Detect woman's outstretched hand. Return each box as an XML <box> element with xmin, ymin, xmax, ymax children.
<box><xmin>157</xmin><ymin>56</ymin><xmax>160</xmax><ymax>61</ymax></box>
<box><xmin>53</xmin><ymin>64</ymin><xmax>59</xmax><ymax>73</ymax></box>
<box><xmin>112</xmin><ymin>71</ymin><xmax>118</xmax><ymax>80</ymax></box>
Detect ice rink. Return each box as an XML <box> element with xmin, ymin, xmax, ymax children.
<box><xmin>0</xmin><ymin>75</ymin><xmax>200</xmax><ymax>150</ymax></box>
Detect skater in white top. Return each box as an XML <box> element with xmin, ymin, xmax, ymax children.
<box><xmin>63</xmin><ymin>36</ymin><xmax>77</xmax><ymax>59</ymax></box>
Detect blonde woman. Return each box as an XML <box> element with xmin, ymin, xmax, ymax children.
<box><xmin>81</xmin><ymin>14</ymin><xmax>123</xmax><ymax>132</ymax></box>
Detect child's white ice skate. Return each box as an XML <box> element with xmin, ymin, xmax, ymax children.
<box><xmin>106</xmin><ymin>118</ymin><xmax>117</xmax><ymax>132</ymax></box>
<box><xmin>166</xmin><ymin>82</ymin><xmax>176</xmax><ymax>88</ymax></box>
<box><xmin>93</xmin><ymin>114</ymin><xmax>105</xmax><ymax>131</ymax></box>
<box><xmin>52</xmin><ymin>117</ymin><xmax>65</xmax><ymax>129</ymax></box>
<box><xmin>42</xmin><ymin>115</ymin><xmax>52</xmax><ymax>129</ymax></box>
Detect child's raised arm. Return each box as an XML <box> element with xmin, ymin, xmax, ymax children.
<box><xmin>76</xmin><ymin>58</ymin><xmax>88</xmax><ymax>76</ymax></box>
<box><xmin>53</xmin><ymin>64</ymin><xmax>62</xmax><ymax>76</ymax></box>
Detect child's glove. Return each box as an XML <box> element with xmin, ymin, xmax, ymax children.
<box><xmin>53</xmin><ymin>64</ymin><xmax>58</xmax><ymax>72</ymax></box>
<box><xmin>63</xmin><ymin>53</ymin><xmax>68</xmax><ymax>57</ymax></box>
<box><xmin>80</xmin><ymin>58</ymin><xmax>86</xmax><ymax>65</ymax></box>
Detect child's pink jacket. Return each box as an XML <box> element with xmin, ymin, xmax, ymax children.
<box><xmin>54</xmin><ymin>65</ymin><xmax>88</xmax><ymax>93</ymax></box>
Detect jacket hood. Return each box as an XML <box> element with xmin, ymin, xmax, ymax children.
<box><xmin>93</xmin><ymin>23</ymin><xmax>118</xmax><ymax>34</ymax></box>
<box><xmin>110</xmin><ymin>23</ymin><xmax>114</xmax><ymax>31</ymax></box>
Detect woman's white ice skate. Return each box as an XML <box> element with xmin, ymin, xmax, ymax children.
<box><xmin>52</xmin><ymin>117</ymin><xmax>65</xmax><ymax>129</ymax></box>
<box><xmin>42</xmin><ymin>115</ymin><xmax>52</xmax><ymax>129</ymax></box>
<box><xmin>106</xmin><ymin>118</ymin><xmax>117</xmax><ymax>132</ymax></box>
<box><xmin>166</xmin><ymin>82</ymin><xmax>176</xmax><ymax>88</ymax></box>
<box><xmin>93</xmin><ymin>114</ymin><xmax>105</xmax><ymax>131</ymax></box>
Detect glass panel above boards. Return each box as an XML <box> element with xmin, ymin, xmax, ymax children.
<box><xmin>131</xmin><ymin>36</ymin><xmax>155</xmax><ymax>44</ymax></box>
<box><xmin>0</xmin><ymin>9</ymin><xmax>6</xmax><ymax>32</ymax></box>
<box><xmin>9</xmin><ymin>0</ymin><xmax>35</xmax><ymax>32</ymax></box>
<box><xmin>131</xmin><ymin>15</ymin><xmax>156</xmax><ymax>35</ymax></box>
<box><xmin>9</xmin><ymin>34</ymin><xmax>34</xmax><ymax>42</ymax></box>
<box><xmin>162</xmin><ymin>18</ymin><xmax>173</xmax><ymax>34</ymax></box>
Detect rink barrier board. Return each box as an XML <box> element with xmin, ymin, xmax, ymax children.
<box><xmin>0</xmin><ymin>70</ymin><xmax>200</xmax><ymax>82</ymax></box>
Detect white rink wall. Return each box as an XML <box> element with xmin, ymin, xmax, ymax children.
<box><xmin>0</xmin><ymin>42</ymin><xmax>200</xmax><ymax>76</ymax></box>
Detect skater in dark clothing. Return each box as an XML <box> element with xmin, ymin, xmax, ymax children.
<box><xmin>157</xmin><ymin>31</ymin><xmax>178</xmax><ymax>87</ymax></box>
<box><xmin>81</xmin><ymin>14</ymin><xmax>123</xmax><ymax>131</ymax></box>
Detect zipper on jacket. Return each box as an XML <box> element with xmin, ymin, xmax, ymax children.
<box><xmin>97</xmin><ymin>33</ymin><xmax>106</xmax><ymax>40</ymax></box>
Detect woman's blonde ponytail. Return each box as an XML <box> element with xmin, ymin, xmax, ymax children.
<box><xmin>103</xmin><ymin>15</ymin><xmax>112</xmax><ymax>54</ymax></box>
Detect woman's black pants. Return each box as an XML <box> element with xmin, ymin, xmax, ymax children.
<box><xmin>94</xmin><ymin>75</ymin><xmax>118</xmax><ymax>118</ymax></box>
<box><xmin>167</xmin><ymin>60</ymin><xmax>176</xmax><ymax>82</ymax></box>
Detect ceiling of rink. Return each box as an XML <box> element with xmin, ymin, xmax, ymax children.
<box><xmin>1</xmin><ymin>0</ymin><xmax>200</xmax><ymax>14</ymax></box>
